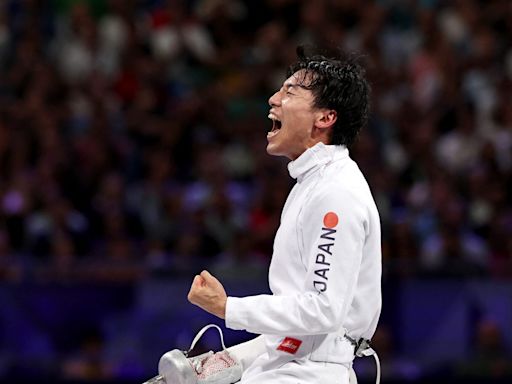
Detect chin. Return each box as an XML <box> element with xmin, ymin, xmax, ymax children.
<box><xmin>266</xmin><ymin>146</ymin><xmax>291</xmax><ymax>159</ymax></box>
<box><xmin>266</xmin><ymin>143</ymin><xmax>281</xmax><ymax>157</ymax></box>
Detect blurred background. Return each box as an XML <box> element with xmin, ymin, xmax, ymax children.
<box><xmin>0</xmin><ymin>0</ymin><xmax>511</xmax><ymax>383</ymax></box>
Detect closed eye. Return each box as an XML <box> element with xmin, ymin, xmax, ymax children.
<box><xmin>283</xmin><ymin>83</ymin><xmax>298</xmax><ymax>96</ymax></box>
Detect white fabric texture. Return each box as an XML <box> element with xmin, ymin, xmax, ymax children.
<box><xmin>237</xmin><ymin>353</ymin><xmax>351</xmax><ymax>384</ymax></box>
<box><xmin>225</xmin><ymin>143</ymin><xmax>382</xmax><ymax>383</ymax></box>
<box><xmin>226</xmin><ymin>335</ymin><xmax>267</xmax><ymax>371</ymax></box>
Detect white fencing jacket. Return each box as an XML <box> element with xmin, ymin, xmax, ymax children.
<box><xmin>226</xmin><ymin>143</ymin><xmax>382</xmax><ymax>370</ymax></box>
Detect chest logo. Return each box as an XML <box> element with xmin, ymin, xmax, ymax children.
<box><xmin>277</xmin><ymin>337</ymin><xmax>303</xmax><ymax>354</ymax></box>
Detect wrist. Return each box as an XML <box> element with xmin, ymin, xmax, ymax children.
<box><xmin>218</xmin><ymin>296</ymin><xmax>227</xmax><ymax>319</ymax></box>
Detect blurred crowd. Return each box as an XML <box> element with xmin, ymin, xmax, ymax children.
<box><xmin>0</xmin><ymin>0</ymin><xmax>511</xmax><ymax>284</ymax></box>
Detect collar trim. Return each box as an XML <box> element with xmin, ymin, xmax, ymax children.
<box><xmin>288</xmin><ymin>143</ymin><xmax>349</xmax><ymax>181</ymax></box>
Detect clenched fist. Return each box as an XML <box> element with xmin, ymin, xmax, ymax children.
<box><xmin>188</xmin><ymin>270</ymin><xmax>227</xmax><ymax>319</ymax></box>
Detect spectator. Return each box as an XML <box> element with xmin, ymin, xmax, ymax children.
<box><xmin>456</xmin><ymin>319</ymin><xmax>512</xmax><ymax>379</ymax></box>
<box><xmin>0</xmin><ymin>0</ymin><xmax>509</xmax><ymax>287</ymax></box>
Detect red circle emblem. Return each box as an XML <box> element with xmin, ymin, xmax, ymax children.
<box><xmin>323</xmin><ymin>212</ymin><xmax>339</xmax><ymax>228</ymax></box>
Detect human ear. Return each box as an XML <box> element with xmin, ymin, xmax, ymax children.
<box><xmin>315</xmin><ymin>109</ymin><xmax>337</xmax><ymax>129</ymax></box>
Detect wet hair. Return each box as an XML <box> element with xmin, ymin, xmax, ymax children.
<box><xmin>287</xmin><ymin>46</ymin><xmax>370</xmax><ymax>147</ymax></box>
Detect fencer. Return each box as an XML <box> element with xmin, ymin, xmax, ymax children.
<box><xmin>188</xmin><ymin>46</ymin><xmax>382</xmax><ymax>384</ymax></box>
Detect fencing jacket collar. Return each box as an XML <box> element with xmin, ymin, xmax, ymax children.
<box><xmin>288</xmin><ymin>142</ymin><xmax>349</xmax><ymax>182</ymax></box>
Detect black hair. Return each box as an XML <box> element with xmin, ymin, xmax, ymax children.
<box><xmin>287</xmin><ymin>46</ymin><xmax>370</xmax><ymax>147</ymax></box>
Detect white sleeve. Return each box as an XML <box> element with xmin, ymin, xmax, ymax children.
<box><xmin>226</xmin><ymin>335</ymin><xmax>266</xmax><ymax>371</ymax></box>
<box><xmin>225</xmin><ymin>186</ymin><xmax>367</xmax><ymax>335</ymax></box>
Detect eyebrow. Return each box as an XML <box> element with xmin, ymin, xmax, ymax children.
<box><xmin>283</xmin><ymin>83</ymin><xmax>306</xmax><ymax>91</ymax></box>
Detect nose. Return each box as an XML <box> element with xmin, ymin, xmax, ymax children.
<box><xmin>268</xmin><ymin>89</ymin><xmax>281</xmax><ymax>107</ymax></box>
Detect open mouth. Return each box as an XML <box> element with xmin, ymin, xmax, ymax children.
<box><xmin>271</xmin><ymin>119</ymin><xmax>282</xmax><ymax>132</ymax></box>
<box><xmin>268</xmin><ymin>114</ymin><xmax>282</xmax><ymax>138</ymax></box>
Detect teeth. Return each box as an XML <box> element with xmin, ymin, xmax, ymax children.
<box><xmin>268</xmin><ymin>113</ymin><xmax>280</xmax><ymax>122</ymax></box>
